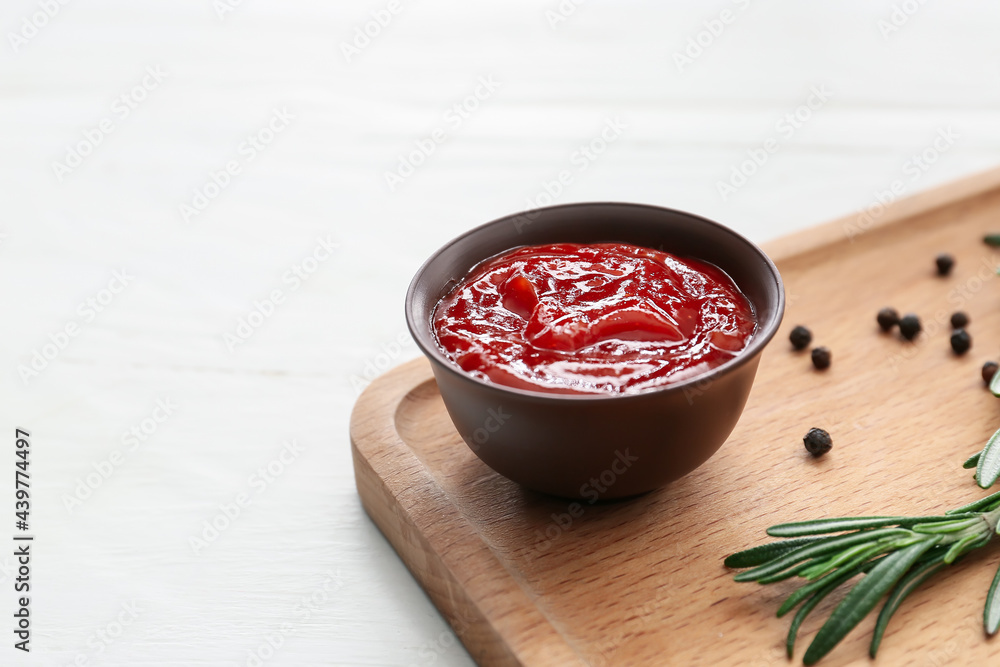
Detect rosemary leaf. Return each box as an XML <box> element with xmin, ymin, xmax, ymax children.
<box><xmin>965</xmin><ymin>451</ymin><xmax>982</xmax><ymax>469</ymax></box>
<box><xmin>799</xmin><ymin>542</ymin><xmax>888</xmax><ymax>582</ymax></box>
<box><xmin>724</xmin><ymin>537</ymin><xmax>824</xmax><ymax>569</ymax></box>
<box><xmin>976</xmin><ymin>427</ymin><xmax>1000</xmax><ymax>488</ymax></box>
<box><xmin>943</xmin><ymin>534</ymin><xmax>983</xmax><ymax>564</ymax></box>
<box><xmin>777</xmin><ymin>550</ymin><xmax>892</xmax><ymax>618</ymax></box>
<box><xmin>767</xmin><ymin>517</ymin><xmax>912</xmax><ymax>537</ymax></box>
<box><xmin>947</xmin><ymin>490</ymin><xmax>1000</xmax><ymax>515</ymax></box>
<box><xmin>757</xmin><ymin>559</ymin><xmax>819</xmax><ymax>585</ymax></box>
<box><xmin>787</xmin><ymin>560</ymin><xmax>876</xmax><ymax>659</ymax></box>
<box><xmin>945</xmin><ymin>534</ymin><xmax>991</xmax><ymax>565</ymax></box>
<box><xmin>869</xmin><ymin>558</ymin><xmax>944</xmax><ymax>658</ymax></box>
<box><xmin>734</xmin><ymin>528</ymin><xmax>909</xmax><ymax>583</ymax></box>
<box><xmin>986</xmin><ymin>559</ymin><xmax>1000</xmax><ymax>635</ymax></box>
<box><xmin>802</xmin><ymin>539</ymin><xmax>940</xmax><ymax>665</ymax></box>
<box><xmin>991</xmin><ymin>367</ymin><xmax>1000</xmax><ymax>397</ymax></box>
<box><xmin>911</xmin><ymin>517</ymin><xmax>982</xmax><ymax>534</ymax></box>
<box><xmin>767</xmin><ymin>515</ymin><xmax>972</xmax><ymax>537</ymax></box>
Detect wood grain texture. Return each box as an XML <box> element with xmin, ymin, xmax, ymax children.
<box><xmin>351</xmin><ymin>168</ymin><xmax>1000</xmax><ymax>666</ymax></box>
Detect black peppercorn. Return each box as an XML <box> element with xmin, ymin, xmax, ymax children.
<box><xmin>983</xmin><ymin>361</ymin><xmax>999</xmax><ymax>385</ymax></box>
<box><xmin>811</xmin><ymin>347</ymin><xmax>831</xmax><ymax>370</ymax></box>
<box><xmin>898</xmin><ymin>314</ymin><xmax>922</xmax><ymax>340</ymax></box>
<box><xmin>951</xmin><ymin>329</ymin><xmax>972</xmax><ymax>355</ymax></box>
<box><xmin>789</xmin><ymin>325</ymin><xmax>812</xmax><ymax>351</ymax></box>
<box><xmin>877</xmin><ymin>307</ymin><xmax>899</xmax><ymax>332</ymax></box>
<box><xmin>936</xmin><ymin>253</ymin><xmax>955</xmax><ymax>276</ymax></box>
<box><xmin>950</xmin><ymin>312</ymin><xmax>970</xmax><ymax>329</ymax></box>
<box><xmin>804</xmin><ymin>428</ymin><xmax>832</xmax><ymax>457</ymax></box>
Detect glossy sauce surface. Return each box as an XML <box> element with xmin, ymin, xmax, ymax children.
<box><xmin>432</xmin><ymin>242</ymin><xmax>756</xmax><ymax>394</ymax></box>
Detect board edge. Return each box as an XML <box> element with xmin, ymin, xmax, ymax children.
<box><xmin>762</xmin><ymin>165</ymin><xmax>1000</xmax><ymax>262</ymax></box>
<box><xmin>350</xmin><ymin>359</ymin><xmax>589</xmax><ymax>667</ymax></box>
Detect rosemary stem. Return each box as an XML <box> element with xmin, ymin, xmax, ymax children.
<box><xmin>983</xmin><ymin>506</ymin><xmax>1000</xmax><ymax>533</ymax></box>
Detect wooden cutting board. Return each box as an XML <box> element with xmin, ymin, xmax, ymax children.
<box><xmin>351</xmin><ymin>168</ymin><xmax>1000</xmax><ymax>666</ymax></box>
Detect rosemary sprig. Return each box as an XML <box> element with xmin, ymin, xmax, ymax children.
<box><xmin>726</xmin><ymin>504</ymin><xmax>1000</xmax><ymax>664</ymax></box>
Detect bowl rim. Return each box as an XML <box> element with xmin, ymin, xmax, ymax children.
<box><xmin>405</xmin><ymin>201</ymin><xmax>785</xmax><ymax>403</ymax></box>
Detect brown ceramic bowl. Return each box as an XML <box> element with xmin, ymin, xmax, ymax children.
<box><xmin>405</xmin><ymin>202</ymin><xmax>784</xmax><ymax>499</ymax></box>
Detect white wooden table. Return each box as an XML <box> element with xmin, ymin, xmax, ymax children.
<box><xmin>3</xmin><ymin>1</ymin><xmax>999</xmax><ymax>665</ymax></box>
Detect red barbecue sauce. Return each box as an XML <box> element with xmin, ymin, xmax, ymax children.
<box><xmin>433</xmin><ymin>242</ymin><xmax>756</xmax><ymax>395</ymax></box>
